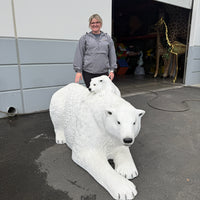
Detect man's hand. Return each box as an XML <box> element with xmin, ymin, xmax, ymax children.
<box><xmin>108</xmin><ymin>71</ymin><xmax>114</xmax><ymax>81</ymax></box>
<box><xmin>75</xmin><ymin>72</ymin><xmax>82</xmax><ymax>83</ymax></box>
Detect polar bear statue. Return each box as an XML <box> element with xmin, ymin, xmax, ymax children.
<box><xmin>49</xmin><ymin>83</ymin><xmax>145</xmax><ymax>200</ymax></box>
<box><xmin>88</xmin><ymin>75</ymin><xmax>121</xmax><ymax>96</ymax></box>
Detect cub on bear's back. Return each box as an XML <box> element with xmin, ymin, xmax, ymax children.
<box><xmin>88</xmin><ymin>75</ymin><xmax>121</xmax><ymax>96</ymax></box>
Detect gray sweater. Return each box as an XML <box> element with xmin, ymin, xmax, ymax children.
<box><xmin>73</xmin><ymin>31</ymin><xmax>117</xmax><ymax>74</ymax></box>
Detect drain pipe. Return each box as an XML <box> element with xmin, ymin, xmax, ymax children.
<box><xmin>7</xmin><ymin>107</ymin><xmax>17</xmax><ymax>117</ymax></box>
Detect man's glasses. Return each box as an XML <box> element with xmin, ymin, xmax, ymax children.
<box><xmin>90</xmin><ymin>22</ymin><xmax>101</xmax><ymax>25</ymax></box>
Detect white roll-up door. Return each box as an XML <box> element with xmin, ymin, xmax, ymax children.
<box><xmin>154</xmin><ymin>0</ymin><xmax>192</xmax><ymax>9</ymax></box>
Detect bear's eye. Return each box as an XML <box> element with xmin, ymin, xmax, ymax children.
<box><xmin>107</xmin><ymin>111</ymin><xmax>112</xmax><ymax>115</ymax></box>
<box><xmin>93</xmin><ymin>84</ymin><xmax>96</xmax><ymax>86</ymax></box>
<box><xmin>133</xmin><ymin>122</ymin><xmax>136</xmax><ymax>125</ymax></box>
<box><xmin>117</xmin><ymin>121</ymin><xmax>120</xmax><ymax>125</ymax></box>
<box><xmin>100</xmin><ymin>80</ymin><xmax>103</xmax><ymax>82</ymax></box>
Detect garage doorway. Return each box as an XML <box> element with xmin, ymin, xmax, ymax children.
<box><xmin>112</xmin><ymin>0</ymin><xmax>191</xmax><ymax>95</ymax></box>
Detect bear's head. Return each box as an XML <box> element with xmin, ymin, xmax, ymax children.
<box><xmin>104</xmin><ymin>103</ymin><xmax>145</xmax><ymax>146</ymax></box>
<box><xmin>88</xmin><ymin>75</ymin><xmax>112</xmax><ymax>93</ymax></box>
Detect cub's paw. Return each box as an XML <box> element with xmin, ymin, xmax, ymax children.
<box><xmin>109</xmin><ymin>177</ymin><xmax>137</xmax><ymax>200</ymax></box>
<box><xmin>115</xmin><ymin>163</ymin><xmax>138</xmax><ymax>179</ymax></box>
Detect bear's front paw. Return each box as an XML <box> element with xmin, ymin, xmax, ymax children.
<box><xmin>109</xmin><ymin>177</ymin><xmax>137</xmax><ymax>200</ymax></box>
<box><xmin>56</xmin><ymin>139</ymin><xmax>66</xmax><ymax>144</ymax></box>
<box><xmin>115</xmin><ymin>163</ymin><xmax>138</xmax><ymax>180</ymax></box>
<box><xmin>55</xmin><ymin>135</ymin><xmax>66</xmax><ymax>144</ymax></box>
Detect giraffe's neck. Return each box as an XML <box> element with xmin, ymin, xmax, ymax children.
<box><xmin>162</xmin><ymin>19</ymin><xmax>172</xmax><ymax>47</ymax></box>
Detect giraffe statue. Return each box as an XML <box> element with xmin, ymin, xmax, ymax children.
<box><xmin>154</xmin><ymin>20</ymin><xmax>170</xmax><ymax>78</ymax></box>
<box><xmin>161</xmin><ymin>18</ymin><xmax>186</xmax><ymax>82</ymax></box>
<box><xmin>154</xmin><ymin>17</ymin><xmax>186</xmax><ymax>82</ymax></box>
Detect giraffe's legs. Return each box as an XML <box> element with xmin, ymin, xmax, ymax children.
<box><xmin>154</xmin><ymin>49</ymin><xmax>160</xmax><ymax>78</ymax></box>
<box><xmin>163</xmin><ymin>53</ymin><xmax>172</xmax><ymax>77</ymax></box>
<box><xmin>170</xmin><ymin>54</ymin><xmax>176</xmax><ymax>77</ymax></box>
<box><xmin>173</xmin><ymin>55</ymin><xmax>179</xmax><ymax>83</ymax></box>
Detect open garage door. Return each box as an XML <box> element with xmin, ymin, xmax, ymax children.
<box><xmin>112</xmin><ymin>0</ymin><xmax>191</xmax><ymax>85</ymax></box>
<box><xmin>154</xmin><ymin>0</ymin><xmax>192</xmax><ymax>9</ymax></box>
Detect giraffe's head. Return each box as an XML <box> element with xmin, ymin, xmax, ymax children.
<box><xmin>155</xmin><ymin>17</ymin><xmax>165</xmax><ymax>27</ymax></box>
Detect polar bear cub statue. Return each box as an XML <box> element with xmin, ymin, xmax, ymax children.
<box><xmin>49</xmin><ymin>83</ymin><xmax>145</xmax><ymax>200</ymax></box>
<box><xmin>89</xmin><ymin>75</ymin><xmax>121</xmax><ymax>96</ymax></box>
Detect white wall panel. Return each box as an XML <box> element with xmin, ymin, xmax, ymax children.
<box><xmin>189</xmin><ymin>0</ymin><xmax>200</xmax><ymax>46</ymax></box>
<box><xmin>23</xmin><ymin>87</ymin><xmax>62</xmax><ymax>113</ymax></box>
<box><xmin>0</xmin><ymin>0</ymin><xmax>15</xmax><ymax>37</ymax></box>
<box><xmin>0</xmin><ymin>65</ymin><xmax>20</xmax><ymax>91</ymax></box>
<box><xmin>21</xmin><ymin>64</ymin><xmax>79</xmax><ymax>89</ymax></box>
<box><xmin>0</xmin><ymin>91</ymin><xmax>23</xmax><ymax>118</ymax></box>
<box><xmin>185</xmin><ymin>46</ymin><xmax>200</xmax><ymax>85</ymax></box>
<box><xmin>0</xmin><ymin>38</ymin><xmax>18</xmax><ymax>64</ymax></box>
<box><xmin>18</xmin><ymin>39</ymin><xmax>77</xmax><ymax>64</ymax></box>
<box><xmin>14</xmin><ymin>0</ymin><xmax>112</xmax><ymax>40</ymax></box>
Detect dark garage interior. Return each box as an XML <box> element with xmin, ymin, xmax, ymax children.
<box><xmin>112</xmin><ymin>0</ymin><xmax>191</xmax><ymax>86</ymax></box>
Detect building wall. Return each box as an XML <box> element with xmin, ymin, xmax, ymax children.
<box><xmin>0</xmin><ymin>0</ymin><xmax>199</xmax><ymax>118</ymax></box>
<box><xmin>13</xmin><ymin>0</ymin><xmax>112</xmax><ymax>40</ymax></box>
<box><xmin>185</xmin><ymin>0</ymin><xmax>200</xmax><ymax>85</ymax></box>
<box><xmin>0</xmin><ymin>0</ymin><xmax>112</xmax><ymax>118</ymax></box>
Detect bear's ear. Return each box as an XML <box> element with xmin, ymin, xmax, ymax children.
<box><xmin>138</xmin><ymin>109</ymin><xmax>145</xmax><ymax>117</ymax></box>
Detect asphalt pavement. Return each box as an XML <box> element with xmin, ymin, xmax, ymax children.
<box><xmin>0</xmin><ymin>86</ymin><xmax>200</xmax><ymax>200</ymax></box>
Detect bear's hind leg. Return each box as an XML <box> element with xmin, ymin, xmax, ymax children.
<box><xmin>54</xmin><ymin>128</ymin><xmax>66</xmax><ymax>144</ymax></box>
<box><xmin>112</xmin><ymin>146</ymin><xmax>138</xmax><ymax>179</ymax></box>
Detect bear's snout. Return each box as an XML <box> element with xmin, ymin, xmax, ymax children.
<box><xmin>88</xmin><ymin>88</ymin><xmax>91</xmax><ymax>91</ymax></box>
<box><xmin>123</xmin><ymin>137</ymin><xmax>133</xmax><ymax>145</ymax></box>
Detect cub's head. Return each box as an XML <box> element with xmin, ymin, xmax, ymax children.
<box><xmin>104</xmin><ymin>103</ymin><xmax>145</xmax><ymax>146</ymax></box>
<box><xmin>89</xmin><ymin>75</ymin><xmax>111</xmax><ymax>93</ymax></box>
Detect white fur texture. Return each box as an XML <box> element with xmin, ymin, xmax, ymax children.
<box><xmin>89</xmin><ymin>75</ymin><xmax>121</xmax><ymax>96</ymax></box>
<box><xmin>49</xmin><ymin>83</ymin><xmax>145</xmax><ymax>200</ymax></box>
